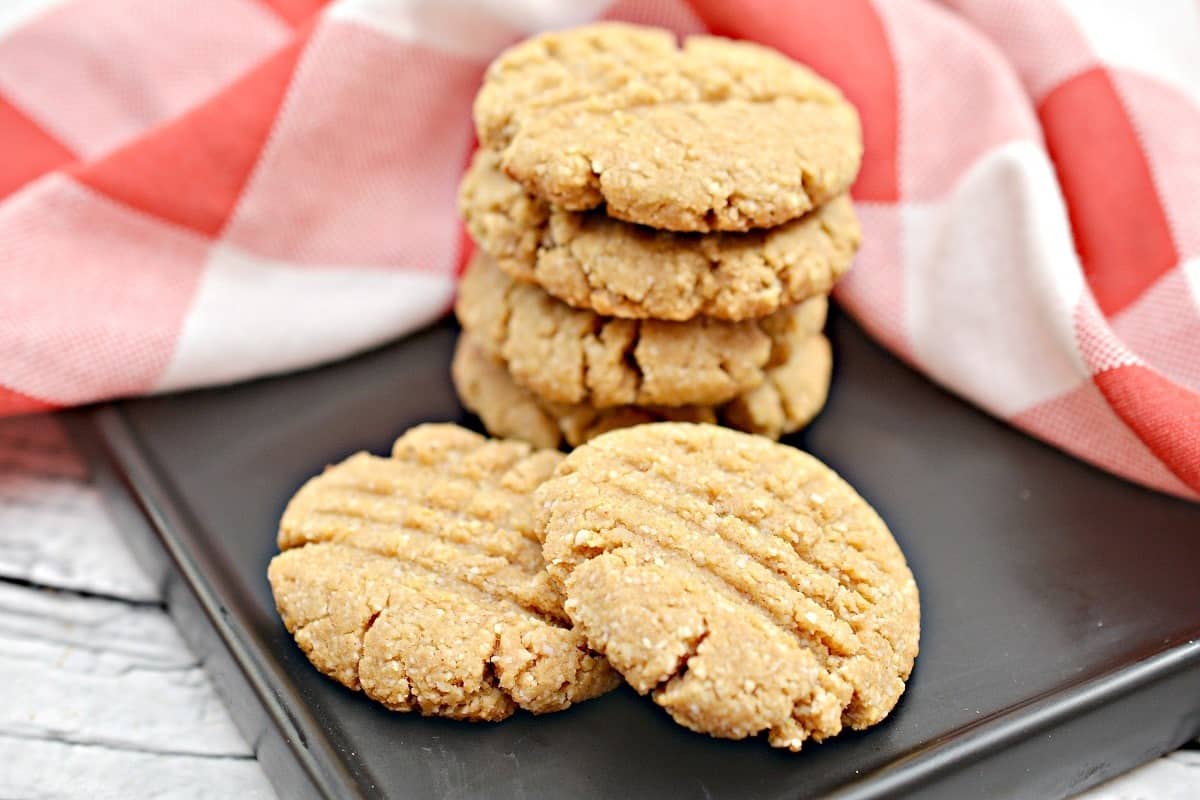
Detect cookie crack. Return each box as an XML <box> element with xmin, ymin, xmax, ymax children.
<box><xmin>715</xmin><ymin>349</ymin><xmax>746</xmax><ymax>390</ymax></box>
<box><xmin>579</xmin><ymin>313</ymin><xmax>604</xmax><ymax>403</ymax></box>
<box><xmin>493</xmin><ymin>266</ymin><xmax>521</xmax><ymax>350</ymax></box>
<box><xmin>356</xmin><ymin>607</ymin><xmax>400</xmax><ymax>700</ymax></box>
<box><xmin>620</xmin><ymin>319</ymin><xmax>645</xmax><ymax>398</ymax></box>
<box><xmin>796</xmin><ymin>169</ymin><xmax>819</xmax><ymax>211</ymax></box>
<box><xmin>483</xmin><ymin>630</ymin><xmax>505</xmax><ymax>697</ymax></box>
<box><xmin>769</xmin><ymin>213</ymin><xmax>844</xmax><ymax>301</ymax></box>
<box><xmin>652</xmin><ymin>623</ymin><xmax>710</xmax><ymax>695</ymax></box>
<box><xmin>485</xmin><ymin>624</ymin><xmax>614</xmax><ymax>714</ymax></box>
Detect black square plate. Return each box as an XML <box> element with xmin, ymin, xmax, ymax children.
<box><xmin>76</xmin><ymin>313</ymin><xmax>1200</xmax><ymax>799</ymax></box>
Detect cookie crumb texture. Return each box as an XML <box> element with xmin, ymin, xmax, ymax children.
<box><xmin>453</xmin><ymin>328</ymin><xmax>831</xmax><ymax>449</ymax></box>
<box><xmin>537</xmin><ymin>424</ymin><xmax>919</xmax><ymax>749</ymax></box>
<box><xmin>453</xmin><ymin>333</ymin><xmax>719</xmax><ymax>449</ymax></box>
<box><xmin>460</xmin><ymin>149</ymin><xmax>860</xmax><ymax>322</ymax></box>
<box><xmin>268</xmin><ymin>423</ymin><xmax>619</xmax><ymax>720</ymax></box>
<box><xmin>474</xmin><ymin>23</ymin><xmax>862</xmax><ymax>232</ymax></box>
<box><xmin>456</xmin><ymin>251</ymin><xmax>811</xmax><ymax>409</ymax></box>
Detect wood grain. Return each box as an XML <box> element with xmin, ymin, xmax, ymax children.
<box><xmin>1</xmin><ymin>734</ymin><xmax>274</xmax><ymax>800</ymax></box>
<box><xmin>0</xmin><ymin>583</ymin><xmax>249</xmax><ymax>757</ymax></box>
<box><xmin>0</xmin><ymin>415</ymin><xmax>275</xmax><ymax>799</ymax></box>
<box><xmin>0</xmin><ymin>415</ymin><xmax>156</xmax><ymax>601</ymax></box>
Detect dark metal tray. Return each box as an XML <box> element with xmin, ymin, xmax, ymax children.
<box><xmin>74</xmin><ymin>313</ymin><xmax>1200</xmax><ymax>799</ymax></box>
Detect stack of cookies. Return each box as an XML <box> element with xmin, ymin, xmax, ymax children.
<box><xmin>452</xmin><ymin>22</ymin><xmax>863</xmax><ymax>449</ymax></box>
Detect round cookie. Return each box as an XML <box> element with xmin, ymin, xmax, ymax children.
<box><xmin>474</xmin><ymin>23</ymin><xmax>862</xmax><ymax>232</ymax></box>
<box><xmin>451</xmin><ymin>334</ymin><xmax>566</xmax><ymax>449</ymax></box>
<box><xmin>268</xmin><ymin>423</ymin><xmax>619</xmax><ymax>720</ymax></box>
<box><xmin>536</xmin><ymin>423</ymin><xmax>920</xmax><ymax>749</ymax></box>
<box><xmin>453</xmin><ymin>333</ymin><xmax>717</xmax><ymax>449</ymax></box>
<box><xmin>723</xmin><ymin>333</ymin><xmax>833</xmax><ymax>440</ymax></box>
<box><xmin>452</xmin><ymin>326</ymin><xmax>831</xmax><ymax>448</ymax></box>
<box><xmin>456</xmin><ymin>250</ymin><xmax>811</xmax><ymax>409</ymax></box>
<box><xmin>460</xmin><ymin>149</ymin><xmax>860</xmax><ymax>321</ymax></box>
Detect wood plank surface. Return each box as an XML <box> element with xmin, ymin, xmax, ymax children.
<box><xmin>0</xmin><ymin>415</ymin><xmax>275</xmax><ymax>799</ymax></box>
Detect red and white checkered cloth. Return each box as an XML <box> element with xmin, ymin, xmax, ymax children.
<box><xmin>1</xmin><ymin>0</ymin><xmax>1197</xmax><ymax>500</ymax></box>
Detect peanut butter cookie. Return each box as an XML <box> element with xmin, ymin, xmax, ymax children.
<box><xmin>474</xmin><ymin>23</ymin><xmax>862</xmax><ymax>232</ymax></box>
<box><xmin>723</xmin><ymin>333</ymin><xmax>833</xmax><ymax>440</ymax></box>
<box><xmin>536</xmin><ymin>423</ymin><xmax>920</xmax><ymax>749</ymax></box>
<box><xmin>452</xmin><ymin>325</ymin><xmax>831</xmax><ymax>448</ymax></box>
<box><xmin>456</xmin><ymin>251</ymin><xmax>818</xmax><ymax>409</ymax></box>
<box><xmin>460</xmin><ymin>149</ymin><xmax>859</xmax><ymax>321</ymax></box>
<box><xmin>452</xmin><ymin>333</ymin><xmax>716</xmax><ymax>449</ymax></box>
<box><xmin>268</xmin><ymin>423</ymin><xmax>618</xmax><ymax>720</ymax></box>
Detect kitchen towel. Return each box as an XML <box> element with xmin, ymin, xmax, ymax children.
<box><xmin>0</xmin><ymin>0</ymin><xmax>1197</xmax><ymax>499</ymax></box>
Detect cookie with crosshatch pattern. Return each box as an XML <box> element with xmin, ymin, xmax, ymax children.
<box><xmin>268</xmin><ymin>424</ymin><xmax>618</xmax><ymax>720</ymax></box>
<box><xmin>474</xmin><ymin>23</ymin><xmax>862</xmax><ymax>233</ymax></box>
<box><xmin>535</xmin><ymin>423</ymin><xmax>919</xmax><ymax>748</ymax></box>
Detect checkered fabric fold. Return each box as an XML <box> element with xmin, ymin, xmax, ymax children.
<box><xmin>1</xmin><ymin>0</ymin><xmax>1197</xmax><ymax>499</ymax></box>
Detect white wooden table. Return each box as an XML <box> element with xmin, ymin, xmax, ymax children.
<box><xmin>0</xmin><ymin>414</ymin><xmax>1194</xmax><ymax>799</ymax></box>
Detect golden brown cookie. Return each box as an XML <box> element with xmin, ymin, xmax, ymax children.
<box><xmin>536</xmin><ymin>423</ymin><xmax>920</xmax><ymax>749</ymax></box>
<box><xmin>456</xmin><ymin>251</ymin><xmax>820</xmax><ymax>408</ymax></box>
<box><xmin>452</xmin><ymin>326</ymin><xmax>831</xmax><ymax>448</ymax></box>
<box><xmin>723</xmin><ymin>333</ymin><xmax>833</xmax><ymax>439</ymax></box>
<box><xmin>460</xmin><ymin>149</ymin><xmax>860</xmax><ymax>321</ymax></box>
<box><xmin>474</xmin><ymin>23</ymin><xmax>862</xmax><ymax>232</ymax></box>
<box><xmin>452</xmin><ymin>333</ymin><xmax>716</xmax><ymax>449</ymax></box>
<box><xmin>268</xmin><ymin>423</ymin><xmax>619</xmax><ymax>720</ymax></box>
<box><xmin>451</xmin><ymin>335</ymin><xmax>564</xmax><ymax>450</ymax></box>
